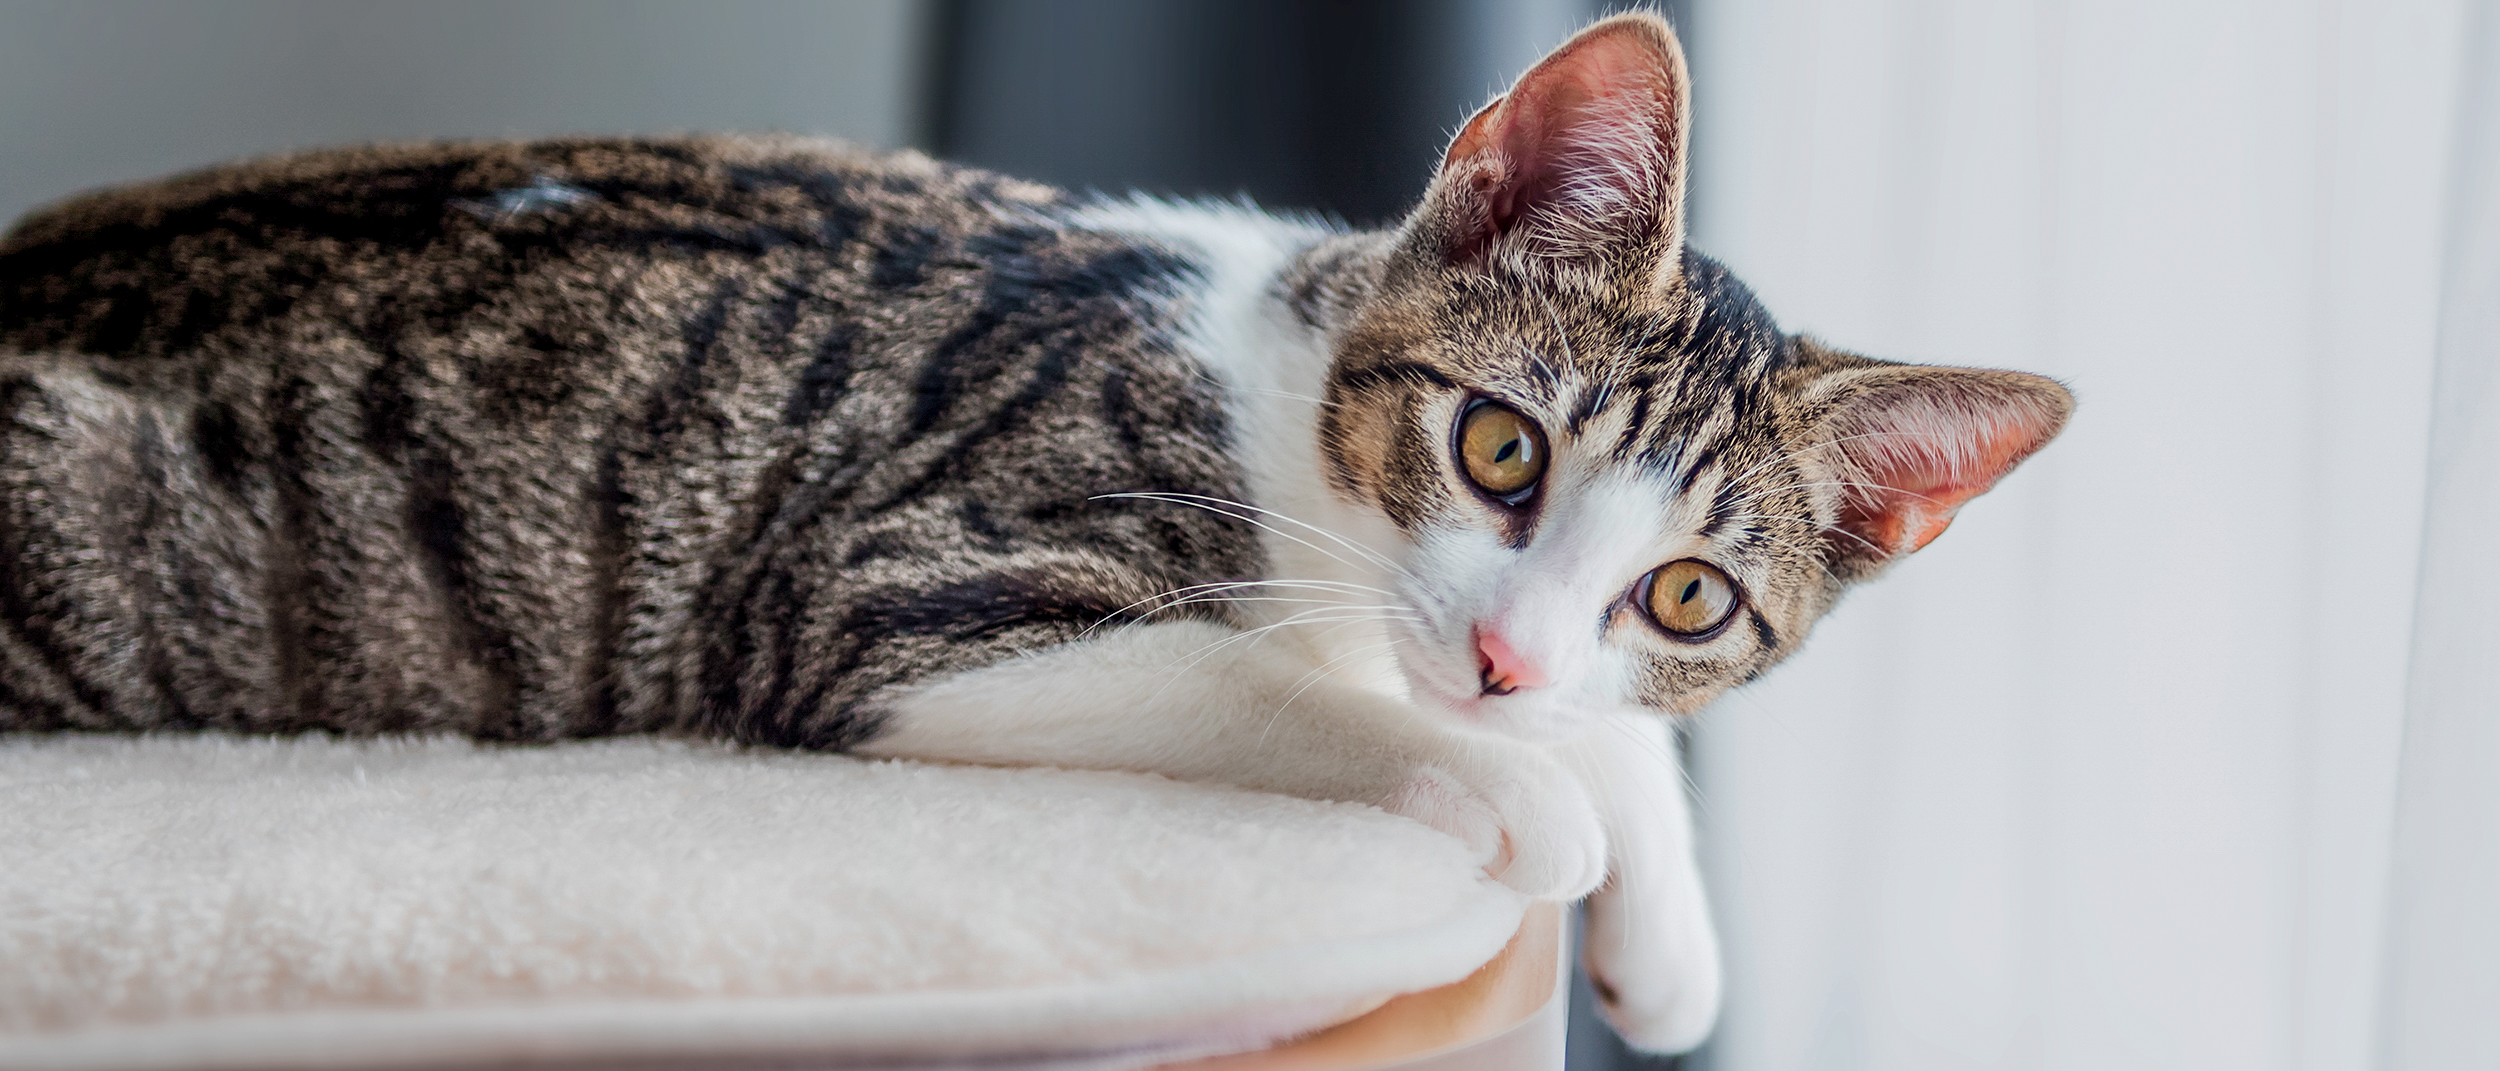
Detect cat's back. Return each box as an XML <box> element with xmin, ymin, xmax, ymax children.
<box><xmin>0</xmin><ymin>135</ymin><xmax>1070</xmax><ymax>370</ymax></box>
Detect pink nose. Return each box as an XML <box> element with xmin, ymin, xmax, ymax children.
<box><xmin>1473</xmin><ymin>627</ymin><xmax>1547</xmax><ymax>696</ymax></box>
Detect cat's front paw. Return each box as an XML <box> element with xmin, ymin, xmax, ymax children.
<box><xmin>1583</xmin><ymin>877</ymin><xmax>1723</xmax><ymax>1053</ymax></box>
<box><xmin>1382</xmin><ymin>743</ymin><xmax>1606</xmax><ymax>900</ymax></box>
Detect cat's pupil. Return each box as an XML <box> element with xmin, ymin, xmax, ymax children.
<box><xmin>1680</xmin><ymin>579</ymin><xmax>1701</xmax><ymax>605</ymax></box>
<box><xmin>1494</xmin><ymin>440</ymin><xmax>1518</xmax><ymax>464</ymax></box>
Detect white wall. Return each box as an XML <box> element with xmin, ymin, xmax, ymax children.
<box><xmin>0</xmin><ymin>0</ymin><xmax>926</xmax><ymax>226</ymax></box>
<box><xmin>1682</xmin><ymin>1</ymin><xmax>2466</xmax><ymax>1068</ymax></box>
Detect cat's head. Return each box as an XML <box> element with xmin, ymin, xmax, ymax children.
<box><xmin>1317</xmin><ymin>13</ymin><xmax>2072</xmax><ymax>739</ymax></box>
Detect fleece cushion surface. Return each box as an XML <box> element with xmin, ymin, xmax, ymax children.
<box><xmin>0</xmin><ymin>735</ymin><xmax>1526</xmax><ymax>1070</ymax></box>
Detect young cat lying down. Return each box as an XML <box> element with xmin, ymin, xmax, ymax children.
<box><xmin>0</xmin><ymin>14</ymin><xmax>2066</xmax><ymax>1053</ymax></box>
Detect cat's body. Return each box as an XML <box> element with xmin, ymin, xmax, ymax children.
<box><xmin>0</xmin><ymin>16</ymin><xmax>2069</xmax><ymax>1056</ymax></box>
<box><xmin>0</xmin><ymin>136</ymin><xmax>1269</xmax><ymax>747</ymax></box>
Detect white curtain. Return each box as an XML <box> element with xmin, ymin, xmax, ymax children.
<box><xmin>2381</xmin><ymin>4</ymin><xmax>2500</xmax><ymax>1069</ymax></box>
<box><xmin>1681</xmin><ymin>1</ymin><xmax>2486</xmax><ymax>1068</ymax></box>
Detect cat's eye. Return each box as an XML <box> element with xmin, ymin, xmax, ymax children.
<box><xmin>1639</xmin><ymin>559</ymin><xmax>1741</xmax><ymax>639</ymax></box>
<box><xmin>1455</xmin><ymin>399</ymin><xmax>1547</xmax><ymax>503</ymax></box>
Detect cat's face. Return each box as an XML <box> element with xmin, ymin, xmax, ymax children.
<box><xmin>1318</xmin><ymin>14</ymin><xmax>2070</xmax><ymax>739</ymax></box>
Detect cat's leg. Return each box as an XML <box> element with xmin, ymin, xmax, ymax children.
<box><xmin>1569</xmin><ymin>709</ymin><xmax>1722</xmax><ymax>1053</ymax></box>
<box><xmin>857</xmin><ymin>619</ymin><xmax>1608</xmax><ymax>900</ymax></box>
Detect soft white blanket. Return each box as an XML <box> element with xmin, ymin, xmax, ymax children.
<box><xmin>0</xmin><ymin>735</ymin><xmax>1525</xmax><ymax>1070</ymax></box>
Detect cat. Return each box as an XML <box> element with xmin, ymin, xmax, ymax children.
<box><xmin>0</xmin><ymin>13</ymin><xmax>2066</xmax><ymax>1053</ymax></box>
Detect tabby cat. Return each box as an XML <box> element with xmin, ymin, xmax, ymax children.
<box><xmin>0</xmin><ymin>14</ymin><xmax>2066</xmax><ymax>1052</ymax></box>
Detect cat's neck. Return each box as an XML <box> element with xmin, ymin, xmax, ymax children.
<box><xmin>1069</xmin><ymin>198</ymin><xmax>1407</xmax><ymax>680</ymax></box>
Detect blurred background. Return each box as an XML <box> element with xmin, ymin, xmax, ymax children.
<box><xmin>4</xmin><ymin>2</ymin><xmax>2493</xmax><ymax>1069</ymax></box>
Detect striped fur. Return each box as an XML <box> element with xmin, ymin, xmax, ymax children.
<box><xmin>0</xmin><ymin>136</ymin><xmax>1262</xmax><ymax>745</ymax></box>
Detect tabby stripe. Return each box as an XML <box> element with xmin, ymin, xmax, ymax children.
<box><xmin>759</xmin><ymin>276</ymin><xmax>811</xmax><ymax>354</ymax></box>
<box><xmin>0</xmin><ymin>655</ymin><xmax>71</xmax><ymax>729</ymax></box>
<box><xmin>577</xmin><ymin>441</ymin><xmax>631</xmax><ymax>736</ymax></box>
<box><xmin>871</xmin><ymin>225</ymin><xmax>942</xmax><ymax>290</ymax></box>
<box><xmin>958</xmin><ymin>499</ymin><xmax>1019</xmax><ymax>551</ymax></box>
<box><xmin>262</xmin><ymin>375</ymin><xmax>326</xmax><ymax>726</ymax></box>
<box><xmin>1675</xmin><ymin>443</ymin><xmax>1722</xmax><ymax>496</ymax></box>
<box><xmin>1566</xmin><ymin>382</ymin><xmax>1608</xmax><ymax>436</ymax></box>
<box><xmin>724</xmin><ymin>163</ymin><xmax>873</xmax><ymax>246</ymax></box>
<box><xmin>405</xmin><ymin>451</ymin><xmax>525</xmax><ymax>734</ymax></box>
<box><xmin>0</xmin><ymin>383</ymin><xmax>112</xmax><ymax>718</ymax></box>
<box><xmin>904</xmin><ymin>225</ymin><xmax>1058</xmax><ymax>437</ymax></box>
<box><xmin>1698</xmin><ymin>471</ymin><xmax>1747</xmax><ymax>538</ymax></box>
<box><xmin>777</xmin><ymin>567</ymin><xmax>1183</xmax><ymax>749</ymax></box>
<box><xmin>782</xmin><ymin>318</ymin><xmax>857</xmax><ymax>426</ymax></box>
<box><xmin>127</xmin><ymin>413</ymin><xmax>202</xmax><ymax>729</ymax></box>
<box><xmin>0</xmin><ymin>513</ymin><xmax>111</xmax><ymax>720</ymax></box>
<box><xmin>1611</xmin><ymin>391</ymin><xmax>1654</xmax><ymax>464</ymax></box>
<box><xmin>871</xmin><ymin>339</ymin><xmax>1075</xmax><ymax>513</ymax></box>
<box><xmin>1099</xmin><ymin>366</ymin><xmax>1145</xmax><ymax>455</ymax></box>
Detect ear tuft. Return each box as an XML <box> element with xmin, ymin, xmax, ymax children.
<box><xmin>1812</xmin><ymin>367</ymin><xmax>2073</xmax><ymax>566</ymax></box>
<box><xmin>1420</xmin><ymin>14</ymin><xmax>1691</xmax><ymax>282</ymax></box>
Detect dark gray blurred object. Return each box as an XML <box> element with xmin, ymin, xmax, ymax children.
<box><xmin>0</xmin><ymin>0</ymin><xmax>922</xmax><ymax>226</ymax></box>
<box><xmin>931</xmin><ymin>0</ymin><xmax>1600</xmax><ymax>227</ymax></box>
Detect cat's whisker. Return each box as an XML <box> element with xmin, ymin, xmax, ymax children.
<box><xmin>1086</xmin><ymin>578</ymin><xmax>1405</xmax><ymax>636</ymax></box>
<box><xmin>1128</xmin><ymin>492</ymin><xmax>1416</xmax><ymax>580</ymax></box>
<box><xmin>1743</xmin><ymin>474</ymin><xmax>1954</xmax><ymax>509</ymax></box>
<box><xmin>1740</xmin><ymin>512</ymin><xmax>1891</xmax><ymax>557</ymax></box>
<box><xmin>1720</xmin><ymin>428</ymin><xmax>1941</xmax><ymax>495</ymax></box>
<box><xmin>1134</xmin><ymin>595</ymin><xmax>1423</xmax><ymax>639</ymax></box>
<box><xmin>1099</xmin><ymin>491</ymin><xmax>1416</xmax><ymax>583</ymax></box>
<box><xmin>1186</xmin><ymin>368</ymin><xmax>1350</xmax><ymax>412</ymax></box>
<box><xmin>1099</xmin><ymin>492</ymin><xmax>1377</xmax><ymax>576</ymax></box>
<box><xmin>1277</xmin><ymin>637</ymin><xmax>1403</xmax><ymax>705</ymax></box>
<box><xmin>1260</xmin><ymin>638</ymin><xmax>1407</xmax><ymax>750</ymax></box>
<box><xmin>1744</xmin><ymin>529</ymin><xmax>1865</xmax><ymax>585</ymax></box>
<box><xmin>1133</xmin><ymin>606</ymin><xmax>1416</xmax><ymax>709</ymax></box>
<box><xmin>1232</xmin><ymin>383</ymin><xmax>1340</xmax><ymax>409</ymax></box>
<box><xmin>1158</xmin><ymin>605</ymin><xmax>1422</xmax><ymax>682</ymax></box>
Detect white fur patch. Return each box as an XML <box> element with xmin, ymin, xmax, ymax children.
<box><xmin>1070</xmin><ymin>199</ymin><xmax>1411</xmax><ymax>689</ymax></box>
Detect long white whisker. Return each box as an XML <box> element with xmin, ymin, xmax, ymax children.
<box><xmin>1100</xmin><ymin>491</ymin><xmax>1415</xmax><ymax>582</ymax></box>
<box><xmin>1260</xmin><ymin>639</ymin><xmax>1406</xmax><ymax>750</ymax></box>
<box><xmin>1159</xmin><ymin>606</ymin><xmax>1418</xmax><ymax>680</ymax></box>
<box><xmin>1086</xmin><ymin>577</ymin><xmax>1403</xmax><ymax>635</ymax></box>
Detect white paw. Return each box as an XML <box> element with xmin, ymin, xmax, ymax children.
<box><xmin>1382</xmin><ymin>743</ymin><xmax>1607</xmax><ymax>900</ymax></box>
<box><xmin>1583</xmin><ymin>879</ymin><xmax>1723</xmax><ymax>1053</ymax></box>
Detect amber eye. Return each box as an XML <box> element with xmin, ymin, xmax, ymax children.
<box><xmin>1456</xmin><ymin>400</ymin><xmax>1547</xmax><ymax>502</ymax></box>
<box><xmin>1640</xmin><ymin>559</ymin><xmax>1741</xmax><ymax>638</ymax></box>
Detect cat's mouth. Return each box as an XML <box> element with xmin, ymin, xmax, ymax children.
<box><xmin>1393</xmin><ymin>640</ymin><xmax>1580</xmax><ymax>742</ymax></box>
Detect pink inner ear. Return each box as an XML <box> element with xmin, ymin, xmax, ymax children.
<box><xmin>1834</xmin><ymin>399</ymin><xmax>2062</xmax><ymax>559</ymax></box>
<box><xmin>1439</xmin><ymin>21</ymin><xmax>1681</xmax><ymax>264</ymax></box>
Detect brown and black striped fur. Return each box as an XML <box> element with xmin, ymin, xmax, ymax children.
<box><xmin>0</xmin><ymin>136</ymin><xmax>1261</xmax><ymax>746</ymax></box>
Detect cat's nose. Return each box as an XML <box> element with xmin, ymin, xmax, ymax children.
<box><xmin>1473</xmin><ymin>626</ymin><xmax>1548</xmax><ymax>696</ymax></box>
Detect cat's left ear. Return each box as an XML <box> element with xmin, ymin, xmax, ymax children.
<box><xmin>1794</xmin><ymin>351</ymin><xmax>2074</xmax><ymax>574</ymax></box>
<box><xmin>1402</xmin><ymin>13</ymin><xmax>1691</xmax><ymax>292</ymax></box>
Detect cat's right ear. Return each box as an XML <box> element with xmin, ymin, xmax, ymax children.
<box><xmin>1399</xmin><ymin>13</ymin><xmax>1692</xmax><ymax>294</ymax></box>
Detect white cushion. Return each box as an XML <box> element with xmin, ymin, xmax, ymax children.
<box><xmin>0</xmin><ymin>735</ymin><xmax>1525</xmax><ymax>1070</ymax></box>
